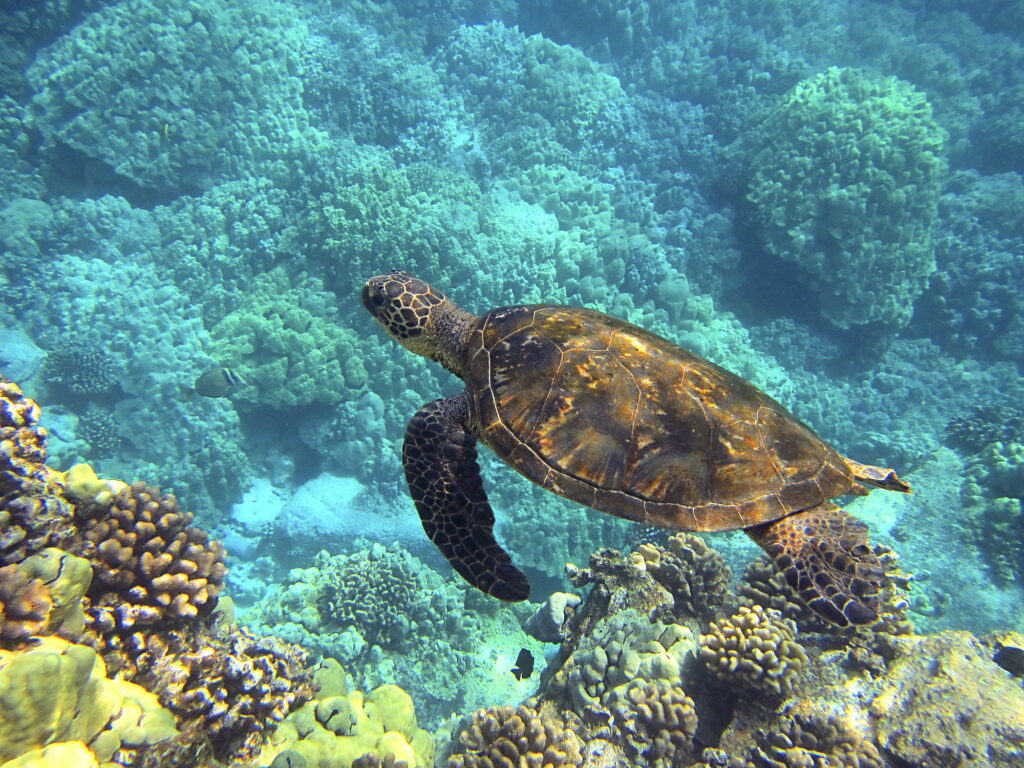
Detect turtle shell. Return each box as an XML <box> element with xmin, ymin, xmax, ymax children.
<box><xmin>465</xmin><ymin>305</ymin><xmax>855</xmax><ymax>532</ymax></box>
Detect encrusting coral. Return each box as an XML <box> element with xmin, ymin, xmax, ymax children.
<box><xmin>0</xmin><ymin>637</ymin><xmax>178</xmax><ymax>764</ymax></box>
<box><xmin>699</xmin><ymin>605</ymin><xmax>807</xmax><ymax>697</ymax></box>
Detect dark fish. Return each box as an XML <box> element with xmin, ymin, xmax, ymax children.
<box><xmin>194</xmin><ymin>367</ymin><xmax>245</xmax><ymax>398</ymax></box>
<box><xmin>511</xmin><ymin>647</ymin><xmax>534</xmax><ymax>681</ymax></box>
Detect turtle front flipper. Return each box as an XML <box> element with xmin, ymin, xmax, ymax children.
<box><xmin>747</xmin><ymin>503</ymin><xmax>883</xmax><ymax>627</ymax></box>
<box><xmin>403</xmin><ymin>392</ymin><xmax>530</xmax><ymax>602</ymax></box>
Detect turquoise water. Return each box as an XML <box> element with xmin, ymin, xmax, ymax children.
<box><xmin>1</xmin><ymin>1</ymin><xmax>1022</xmax><ymax>766</ymax></box>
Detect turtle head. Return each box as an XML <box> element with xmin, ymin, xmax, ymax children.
<box><xmin>362</xmin><ymin>271</ymin><xmax>474</xmax><ymax>375</ymax></box>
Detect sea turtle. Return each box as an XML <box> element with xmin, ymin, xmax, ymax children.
<box><xmin>361</xmin><ymin>272</ymin><xmax>911</xmax><ymax>626</ymax></box>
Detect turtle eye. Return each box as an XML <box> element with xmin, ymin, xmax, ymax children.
<box><xmin>361</xmin><ymin>283</ymin><xmax>388</xmax><ymax>314</ymax></box>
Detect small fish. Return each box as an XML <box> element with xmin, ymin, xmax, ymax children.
<box><xmin>511</xmin><ymin>647</ymin><xmax>534</xmax><ymax>681</ymax></box>
<box><xmin>193</xmin><ymin>367</ymin><xmax>246</xmax><ymax>398</ymax></box>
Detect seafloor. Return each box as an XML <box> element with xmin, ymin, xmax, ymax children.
<box><xmin>1</xmin><ymin>1</ymin><xmax>1023</xmax><ymax>767</ymax></box>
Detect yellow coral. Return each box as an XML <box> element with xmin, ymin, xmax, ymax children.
<box><xmin>60</xmin><ymin>463</ymin><xmax>126</xmax><ymax>507</ymax></box>
<box><xmin>15</xmin><ymin>549</ymin><xmax>92</xmax><ymax>638</ymax></box>
<box><xmin>254</xmin><ymin>684</ymin><xmax>433</xmax><ymax>768</ymax></box>
<box><xmin>0</xmin><ymin>741</ymin><xmax>98</xmax><ymax>768</ymax></box>
<box><xmin>0</xmin><ymin>638</ymin><xmax>177</xmax><ymax>763</ymax></box>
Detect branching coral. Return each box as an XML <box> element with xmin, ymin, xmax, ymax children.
<box><xmin>46</xmin><ymin>342</ymin><xmax>120</xmax><ymax>396</ymax></box>
<box><xmin>314</xmin><ymin>545</ymin><xmax>431</xmax><ymax>652</ymax></box>
<box><xmin>73</xmin><ymin>481</ymin><xmax>227</xmax><ymax>631</ymax></box>
<box><xmin>0</xmin><ymin>378</ymin><xmax>76</xmax><ymax>566</ymax></box>
<box><xmin>699</xmin><ymin>605</ymin><xmax>807</xmax><ymax>696</ymax></box>
<box><xmin>76</xmin><ymin>407</ymin><xmax>122</xmax><ymax>458</ymax></box>
<box><xmin>448</xmin><ymin>704</ymin><xmax>583</xmax><ymax>768</ymax></box>
<box><xmin>132</xmin><ymin>626</ymin><xmax>314</xmax><ymax>763</ymax></box>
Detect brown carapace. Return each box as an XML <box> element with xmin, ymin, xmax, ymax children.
<box><xmin>362</xmin><ymin>271</ymin><xmax>911</xmax><ymax>627</ymax></box>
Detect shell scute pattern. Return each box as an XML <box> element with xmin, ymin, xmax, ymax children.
<box><xmin>470</xmin><ymin>306</ymin><xmax>853</xmax><ymax>532</ymax></box>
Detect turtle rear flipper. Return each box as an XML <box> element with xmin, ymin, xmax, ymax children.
<box><xmin>403</xmin><ymin>392</ymin><xmax>531</xmax><ymax>602</ymax></box>
<box><xmin>748</xmin><ymin>504</ymin><xmax>882</xmax><ymax>627</ymax></box>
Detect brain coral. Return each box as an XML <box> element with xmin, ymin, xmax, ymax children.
<box><xmin>743</xmin><ymin>66</ymin><xmax>947</xmax><ymax>329</ymax></box>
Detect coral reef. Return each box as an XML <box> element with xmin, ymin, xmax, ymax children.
<box><xmin>448</xmin><ymin>704</ymin><xmax>582</xmax><ymax>768</ymax></box>
<box><xmin>0</xmin><ymin>377</ymin><xmax>313</xmax><ymax>766</ymax></box>
<box><xmin>699</xmin><ymin>605</ymin><xmax>807</xmax><ymax>697</ymax></box>
<box><xmin>738</xmin><ymin>66</ymin><xmax>947</xmax><ymax>329</ymax></box>
<box><xmin>73</xmin><ymin>480</ymin><xmax>227</xmax><ymax>630</ymax></box>
<box><xmin>464</xmin><ymin>525</ymin><xmax>1024</xmax><ymax>768</ymax></box>
<box><xmin>45</xmin><ymin>342</ymin><xmax>120</xmax><ymax>397</ymax></box>
<box><xmin>752</xmin><ymin>713</ymin><xmax>884</xmax><ymax>768</ymax></box>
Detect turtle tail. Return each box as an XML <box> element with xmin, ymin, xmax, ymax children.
<box><xmin>747</xmin><ymin>503</ymin><xmax>883</xmax><ymax>627</ymax></box>
<box><xmin>403</xmin><ymin>392</ymin><xmax>531</xmax><ymax>602</ymax></box>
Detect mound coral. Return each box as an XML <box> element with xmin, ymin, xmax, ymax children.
<box><xmin>255</xmin><ymin>674</ymin><xmax>433</xmax><ymax>768</ymax></box>
<box><xmin>962</xmin><ymin>441</ymin><xmax>1024</xmax><ymax>584</ymax></box>
<box><xmin>699</xmin><ymin>605</ymin><xmax>807</xmax><ymax>697</ymax></box>
<box><xmin>26</xmin><ymin>0</ymin><xmax>323</xmax><ymax>190</ymax></box>
<box><xmin>607</xmin><ymin>680</ymin><xmax>697</xmax><ymax>766</ymax></box>
<box><xmin>0</xmin><ymin>637</ymin><xmax>178</xmax><ymax>763</ymax></box>
<box><xmin>207</xmin><ymin>266</ymin><xmax>364</xmax><ymax>410</ymax></box>
<box><xmin>448</xmin><ymin>704</ymin><xmax>582</xmax><ymax>768</ymax></box>
<box><xmin>741</xmin><ymin>66</ymin><xmax>947</xmax><ymax>329</ymax></box>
